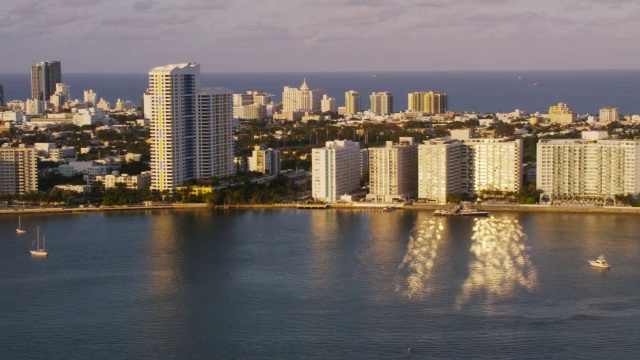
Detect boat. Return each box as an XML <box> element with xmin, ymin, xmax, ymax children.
<box><xmin>434</xmin><ymin>202</ymin><xmax>490</xmax><ymax>217</ymax></box>
<box><xmin>30</xmin><ymin>227</ymin><xmax>48</xmax><ymax>257</ymax></box>
<box><xmin>16</xmin><ymin>216</ymin><xmax>26</xmax><ymax>234</ymax></box>
<box><xmin>533</xmin><ymin>83</ymin><xmax>544</xmax><ymax>86</ymax></box>
<box><xmin>588</xmin><ymin>255</ymin><xmax>610</xmax><ymax>269</ymax></box>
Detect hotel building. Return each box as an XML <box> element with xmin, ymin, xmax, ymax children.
<box><xmin>368</xmin><ymin>137</ymin><xmax>418</xmax><ymax>202</ymax></box>
<box><xmin>149</xmin><ymin>63</ymin><xmax>234</xmax><ymax>191</ymax></box>
<box><xmin>0</xmin><ymin>146</ymin><xmax>38</xmax><ymax>195</ymax></box>
<box><xmin>370</xmin><ymin>91</ymin><xmax>393</xmax><ymax>115</ymax></box>
<box><xmin>312</xmin><ymin>140</ymin><xmax>361</xmax><ymax>202</ymax></box>
<box><xmin>547</xmin><ymin>102</ymin><xmax>575</xmax><ymax>124</ymax></box>
<box><xmin>537</xmin><ymin>131</ymin><xmax>640</xmax><ymax>199</ymax></box>
<box><xmin>282</xmin><ymin>79</ymin><xmax>324</xmax><ymax>113</ymax></box>
<box><xmin>408</xmin><ymin>91</ymin><xmax>448</xmax><ymax>114</ymax></box>
<box><xmin>418</xmin><ymin>130</ymin><xmax>522</xmax><ymax>203</ymax></box>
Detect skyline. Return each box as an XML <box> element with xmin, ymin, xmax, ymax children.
<box><xmin>1</xmin><ymin>0</ymin><xmax>639</xmax><ymax>73</ymax></box>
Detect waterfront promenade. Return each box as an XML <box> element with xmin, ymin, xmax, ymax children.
<box><xmin>3</xmin><ymin>202</ymin><xmax>640</xmax><ymax>215</ymax></box>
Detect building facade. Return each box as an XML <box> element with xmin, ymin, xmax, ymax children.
<box><xmin>599</xmin><ymin>107</ymin><xmax>619</xmax><ymax>123</ymax></box>
<box><xmin>282</xmin><ymin>79</ymin><xmax>323</xmax><ymax>113</ymax></box>
<box><xmin>0</xmin><ymin>146</ymin><xmax>38</xmax><ymax>195</ymax></box>
<box><xmin>320</xmin><ymin>94</ymin><xmax>337</xmax><ymax>113</ymax></box>
<box><xmin>368</xmin><ymin>137</ymin><xmax>418</xmax><ymax>202</ymax></box>
<box><xmin>345</xmin><ymin>90</ymin><xmax>361</xmax><ymax>115</ymax></box>
<box><xmin>196</xmin><ymin>87</ymin><xmax>235</xmax><ymax>179</ymax></box>
<box><xmin>548</xmin><ymin>102</ymin><xmax>575</xmax><ymax>124</ymax></box>
<box><xmin>370</xmin><ymin>91</ymin><xmax>393</xmax><ymax>115</ymax></box>
<box><xmin>31</xmin><ymin>61</ymin><xmax>61</xmax><ymax>102</ymax></box>
<box><xmin>408</xmin><ymin>91</ymin><xmax>448</xmax><ymax>114</ymax></box>
<box><xmin>312</xmin><ymin>140</ymin><xmax>361</xmax><ymax>202</ymax></box>
<box><xmin>248</xmin><ymin>145</ymin><xmax>281</xmax><ymax>175</ymax></box>
<box><xmin>537</xmin><ymin>131</ymin><xmax>640</xmax><ymax>199</ymax></box>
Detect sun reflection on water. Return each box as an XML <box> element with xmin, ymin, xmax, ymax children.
<box><xmin>396</xmin><ymin>218</ymin><xmax>444</xmax><ymax>299</ymax></box>
<box><xmin>455</xmin><ymin>217</ymin><xmax>538</xmax><ymax>309</ymax></box>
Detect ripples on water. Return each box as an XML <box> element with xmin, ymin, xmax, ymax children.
<box><xmin>1</xmin><ymin>210</ymin><xmax>640</xmax><ymax>359</ymax></box>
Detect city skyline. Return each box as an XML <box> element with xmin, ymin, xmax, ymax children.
<box><xmin>1</xmin><ymin>0</ymin><xmax>640</xmax><ymax>73</ymax></box>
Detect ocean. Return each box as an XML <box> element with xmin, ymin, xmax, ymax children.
<box><xmin>1</xmin><ymin>209</ymin><xmax>639</xmax><ymax>359</ymax></box>
<box><xmin>2</xmin><ymin>70</ymin><xmax>640</xmax><ymax>115</ymax></box>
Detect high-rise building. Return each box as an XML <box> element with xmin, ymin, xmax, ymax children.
<box><xmin>282</xmin><ymin>79</ymin><xmax>324</xmax><ymax>113</ymax></box>
<box><xmin>149</xmin><ymin>63</ymin><xmax>234</xmax><ymax>191</ymax></box>
<box><xmin>0</xmin><ymin>84</ymin><xmax>4</xmax><ymax>106</ymax></box>
<box><xmin>320</xmin><ymin>94</ymin><xmax>337</xmax><ymax>113</ymax></box>
<box><xmin>407</xmin><ymin>91</ymin><xmax>448</xmax><ymax>114</ymax></box>
<box><xmin>345</xmin><ymin>90</ymin><xmax>361</xmax><ymax>115</ymax></box>
<box><xmin>312</xmin><ymin>140</ymin><xmax>361</xmax><ymax>202</ymax></box>
<box><xmin>599</xmin><ymin>107</ymin><xmax>619</xmax><ymax>122</ymax></box>
<box><xmin>368</xmin><ymin>137</ymin><xmax>418</xmax><ymax>202</ymax></box>
<box><xmin>370</xmin><ymin>91</ymin><xmax>393</xmax><ymax>115</ymax></box>
<box><xmin>84</xmin><ymin>89</ymin><xmax>98</xmax><ymax>107</ymax></box>
<box><xmin>248</xmin><ymin>145</ymin><xmax>281</xmax><ymax>175</ymax></box>
<box><xmin>418</xmin><ymin>130</ymin><xmax>522</xmax><ymax>203</ymax></box>
<box><xmin>31</xmin><ymin>61</ymin><xmax>61</xmax><ymax>102</ymax></box>
<box><xmin>0</xmin><ymin>146</ymin><xmax>38</xmax><ymax>195</ymax></box>
<box><xmin>537</xmin><ymin>131</ymin><xmax>640</xmax><ymax>199</ymax></box>
<box><xmin>547</xmin><ymin>102</ymin><xmax>575</xmax><ymax>124</ymax></box>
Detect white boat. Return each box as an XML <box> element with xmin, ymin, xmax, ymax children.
<box><xmin>16</xmin><ymin>216</ymin><xmax>26</xmax><ymax>234</ymax></box>
<box><xmin>434</xmin><ymin>202</ymin><xmax>490</xmax><ymax>217</ymax></box>
<box><xmin>30</xmin><ymin>227</ymin><xmax>48</xmax><ymax>257</ymax></box>
<box><xmin>588</xmin><ymin>255</ymin><xmax>610</xmax><ymax>269</ymax></box>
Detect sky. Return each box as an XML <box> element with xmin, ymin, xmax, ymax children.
<box><xmin>0</xmin><ymin>0</ymin><xmax>639</xmax><ymax>73</ymax></box>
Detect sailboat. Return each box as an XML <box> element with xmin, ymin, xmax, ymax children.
<box><xmin>30</xmin><ymin>226</ymin><xmax>48</xmax><ymax>257</ymax></box>
<box><xmin>16</xmin><ymin>216</ymin><xmax>26</xmax><ymax>234</ymax></box>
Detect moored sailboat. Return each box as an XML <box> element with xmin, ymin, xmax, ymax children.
<box><xmin>16</xmin><ymin>216</ymin><xmax>26</xmax><ymax>234</ymax></box>
<box><xmin>30</xmin><ymin>227</ymin><xmax>48</xmax><ymax>257</ymax></box>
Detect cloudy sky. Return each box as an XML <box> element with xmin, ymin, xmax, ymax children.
<box><xmin>1</xmin><ymin>0</ymin><xmax>639</xmax><ymax>73</ymax></box>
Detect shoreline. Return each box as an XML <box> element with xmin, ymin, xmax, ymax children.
<box><xmin>2</xmin><ymin>202</ymin><xmax>640</xmax><ymax>215</ymax></box>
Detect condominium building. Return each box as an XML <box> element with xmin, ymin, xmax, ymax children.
<box><xmin>547</xmin><ymin>102</ymin><xmax>575</xmax><ymax>124</ymax></box>
<box><xmin>84</xmin><ymin>89</ymin><xmax>98</xmax><ymax>107</ymax></box>
<box><xmin>282</xmin><ymin>79</ymin><xmax>323</xmax><ymax>113</ymax></box>
<box><xmin>312</xmin><ymin>140</ymin><xmax>361</xmax><ymax>202</ymax></box>
<box><xmin>537</xmin><ymin>131</ymin><xmax>640</xmax><ymax>199</ymax></box>
<box><xmin>320</xmin><ymin>94</ymin><xmax>337</xmax><ymax>113</ymax></box>
<box><xmin>31</xmin><ymin>61</ymin><xmax>61</xmax><ymax>102</ymax></box>
<box><xmin>370</xmin><ymin>91</ymin><xmax>393</xmax><ymax>115</ymax></box>
<box><xmin>149</xmin><ymin>62</ymin><xmax>234</xmax><ymax>191</ymax></box>
<box><xmin>0</xmin><ymin>146</ymin><xmax>38</xmax><ymax>195</ymax></box>
<box><xmin>368</xmin><ymin>137</ymin><xmax>418</xmax><ymax>202</ymax></box>
<box><xmin>94</xmin><ymin>171</ymin><xmax>152</xmax><ymax>190</ymax></box>
<box><xmin>248</xmin><ymin>145</ymin><xmax>281</xmax><ymax>175</ymax></box>
<box><xmin>418</xmin><ymin>131</ymin><xmax>522</xmax><ymax>203</ymax></box>
<box><xmin>599</xmin><ymin>107</ymin><xmax>619</xmax><ymax>122</ymax></box>
<box><xmin>408</xmin><ymin>91</ymin><xmax>448</xmax><ymax>114</ymax></box>
<box><xmin>345</xmin><ymin>90</ymin><xmax>361</xmax><ymax>115</ymax></box>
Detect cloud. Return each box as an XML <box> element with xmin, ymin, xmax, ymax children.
<box><xmin>308</xmin><ymin>0</ymin><xmax>392</xmax><ymax>5</ymax></box>
<box><xmin>183</xmin><ymin>0</ymin><xmax>231</xmax><ymax>10</ymax></box>
<box><xmin>133</xmin><ymin>0</ymin><xmax>158</xmax><ymax>11</ymax></box>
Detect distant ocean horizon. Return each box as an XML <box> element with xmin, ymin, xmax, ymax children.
<box><xmin>2</xmin><ymin>70</ymin><xmax>640</xmax><ymax>115</ymax></box>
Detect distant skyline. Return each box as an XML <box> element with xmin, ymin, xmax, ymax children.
<box><xmin>1</xmin><ymin>0</ymin><xmax>639</xmax><ymax>73</ymax></box>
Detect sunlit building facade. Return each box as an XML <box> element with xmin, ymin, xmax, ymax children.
<box><xmin>0</xmin><ymin>146</ymin><xmax>38</xmax><ymax>195</ymax></box>
<box><xmin>282</xmin><ymin>79</ymin><xmax>323</xmax><ymax>113</ymax></box>
<box><xmin>370</xmin><ymin>91</ymin><xmax>393</xmax><ymax>115</ymax></box>
<box><xmin>312</xmin><ymin>140</ymin><xmax>361</xmax><ymax>202</ymax></box>
<box><xmin>31</xmin><ymin>61</ymin><xmax>61</xmax><ymax>102</ymax></box>
<box><xmin>408</xmin><ymin>91</ymin><xmax>448</xmax><ymax>114</ymax></box>
<box><xmin>368</xmin><ymin>137</ymin><xmax>418</xmax><ymax>202</ymax></box>
<box><xmin>345</xmin><ymin>90</ymin><xmax>361</xmax><ymax>115</ymax></box>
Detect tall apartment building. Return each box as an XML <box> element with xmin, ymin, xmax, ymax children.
<box><xmin>418</xmin><ymin>131</ymin><xmax>522</xmax><ymax>203</ymax></box>
<box><xmin>370</xmin><ymin>91</ymin><xmax>393</xmax><ymax>115</ymax></box>
<box><xmin>368</xmin><ymin>137</ymin><xmax>418</xmax><ymax>202</ymax></box>
<box><xmin>345</xmin><ymin>90</ymin><xmax>361</xmax><ymax>115</ymax></box>
<box><xmin>84</xmin><ymin>89</ymin><xmax>98</xmax><ymax>107</ymax></box>
<box><xmin>31</xmin><ymin>61</ymin><xmax>61</xmax><ymax>102</ymax></box>
<box><xmin>407</xmin><ymin>91</ymin><xmax>448</xmax><ymax>114</ymax></box>
<box><xmin>312</xmin><ymin>140</ymin><xmax>361</xmax><ymax>202</ymax></box>
<box><xmin>537</xmin><ymin>131</ymin><xmax>640</xmax><ymax>199</ymax></box>
<box><xmin>547</xmin><ymin>102</ymin><xmax>575</xmax><ymax>124</ymax></box>
<box><xmin>599</xmin><ymin>107</ymin><xmax>619</xmax><ymax>122</ymax></box>
<box><xmin>320</xmin><ymin>94</ymin><xmax>337</xmax><ymax>113</ymax></box>
<box><xmin>149</xmin><ymin>63</ymin><xmax>234</xmax><ymax>191</ymax></box>
<box><xmin>0</xmin><ymin>84</ymin><xmax>4</xmax><ymax>106</ymax></box>
<box><xmin>0</xmin><ymin>146</ymin><xmax>38</xmax><ymax>195</ymax></box>
<box><xmin>248</xmin><ymin>145</ymin><xmax>281</xmax><ymax>175</ymax></box>
<box><xmin>282</xmin><ymin>79</ymin><xmax>323</xmax><ymax>113</ymax></box>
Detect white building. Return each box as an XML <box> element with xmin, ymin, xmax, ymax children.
<box><xmin>282</xmin><ymin>79</ymin><xmax>324</xmax><ymax>113</ymax></box>
<box><xmin>368</xmin><ymin>137</ymin><xmax>417</xmax><ymax>202</ymax></box>
<box><xmin>0</xmin><ymin>111</ymin><xmax>24</xmax><ymax>125</ymax></box>
<box><xmin>248</xmin><ymin>145</ymin><xmax>281</xmax><ymax>175</ymax></box>
<box><xmin>196</xmin><ymin>87</ymin><xmax>235</xmax><ymax>179</ymax></box>
<box><xmin>94</xmin><ymin>171</ymin><xmax>152</xmax><ymax>190</ymax></box>
<box><xmin>537</xmin><ymin>131</ymin><xmax>640</xmax><ymax>199</ymax></box>
<box><xmin>73</xmin><ymin>108</ymin><xmax>108</xmax><ymax>126</ymax></box>
<box><xmin>418</xmin><ymin>131</ymin><xmax>522</xmax><ymax>203</ymax></box>
<box><xmin>312</xmin><ymin>140</ymin><xmax>361</xmax><ymax>202</ymax></box>
<box><xmin>97</xmin><ymin>98</ymin><xmax>111</xmax><ymax>111</ymax></box>
<box><xmin>115</xmin><ymin>99</ymin><xmax>136</xmax><ymax>112</ymax></box>
<box><xmin>84</xmin><ymin>89</ymin><xmax>98</xmax><ymax>107</ymax></box>
<box><xmin>0</xmin><ymin>146</ymin><xmax>38</xmax><ymax>194</ymax></box>
<box><xmin>25</xmin><ymin>99</ymin><xmax>45</xmax><ymax>115</ymax></box>
<box><xmin>320</xmin><ymin>94</ymin><xmax>337</xmax><ymax>113</ymax></box>
<box><xmin>50</xmin><ymin>147</ymin><xmax>75</xmax><ymax>160</ymax></box>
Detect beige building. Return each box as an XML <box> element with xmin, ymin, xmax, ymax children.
<box><xmin>95</xmin><ymin>171</ymin><xmax>152</xmax><ymax>190</ymax></box>
<box><xmin>345</xmin><ymin>90</ymin><xmax>361</xmax><ymax>115</ymax></box>
<box><xmin>282</xmin><ymin>79</ymin><xmax>323</xmax><ymax>113</ymax></box>
<box><xmin>369</xmin><ymin>91</ymin><xmax>393</xmax><ymax>115</ymax></box>
<box><xmin>368</xmin><ymin>137</ymin><xmax>418</xmax><ymax>202</ymax></box>
<box><xmin>248</xmin><ymin>146</ymin><xmax>281</xmax><ymax>175</ymax></box>
<box><xmin>599</xmin><ymin>107</ymin><xmax>619</xmax><ymax>123</ymax></box>
<box><xmin>312</xmin><ymin>140</ymin><xmax>361</xmax><ymax>202</ymax></box>
<box><xmin>547</xmin><ymin>102</ymin><xmax>575</xmax><ymax>124</ymax></box>
<box><xmin>320</xmin><ymin>94</ymin><xmax>337</xmax><ymax>113</ymax></box>
<box><xmin>408</xmin><ymin>91</ymin><xmax>448</xmax><ymax>114</ymax></box>
<box><xmin>418</xmin><ymin>131</ymin><xmax>522</xmax><ymax>203</ymax></box>
<box><xmin>537</xmin><ymin>131</ymin><xmax>640</xmax><ymax>199</ymax></box>
<box><xmin>0</xmin><ymin>146</ymin><xmax>38</xmax><ymax>195</ymax></box>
